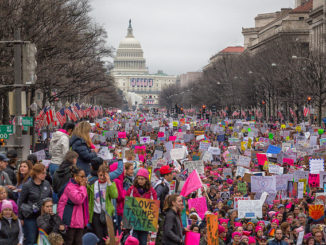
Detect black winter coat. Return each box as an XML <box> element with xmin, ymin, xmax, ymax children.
<box><xmin>18</xmin><ymin>179</ymin><xmax>52</xmax><ymax>219</ymax></box>
<box><xmin>70</xmin><ymin>136</ymin><xmax>97</xmax><ymax>175</ymax></box>
<box><xmin>52</xmin><ymin>160</ymin><xmax>73</xmax><ymax>194</ymax></box>
<box><xmin>162</xmin><ymin>209</ymin><xmax>183</xmax><ymax>245</ymax></box>
<box><xmin>37</xmin><ymin>213</ymin><xmax>65</xmax><ymax>235</ymax></box>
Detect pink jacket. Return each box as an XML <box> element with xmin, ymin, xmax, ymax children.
<box><xmin>126</xmin><ymin>185</ymin><xmax>157</xmax><ymax>200</ymax></box>
<box><xmin>57</xmin><ymin>180</ymin><xmax>89</xmax><ymax>228</ymax></box>
<box><xmin>110</xmin><ymin>162</ymin><xmax>125</xmax><ymax>216</ymax></box>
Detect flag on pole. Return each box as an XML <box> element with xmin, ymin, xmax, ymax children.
<box><xmin>180</xmin><ymin>169</ymin><xmax>202</xmax><ymax>197</ymax></box>
<box><xmin>303</xmin><ymin>107</ymin><xmax>310</xmax><ymax>117</ymax></box>
<box><xmin>289</xmin><ymin>107</ymin><xmax>295</xmax><ymax>118</ymax></box>
<box><xmin>56</xmin><ymin>108</ymin><xmax>66</xmax><ymax>127</ymax></box>
<box><xmin>65</xmin><ymin>106</ymin><xmax>77</xmax><ymax>121</ymax></box>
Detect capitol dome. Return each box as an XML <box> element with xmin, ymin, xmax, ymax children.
<box><xmin>112</xmin><ymin>20</ymin><xmax>148</xmax><ymax>75</ymax></box>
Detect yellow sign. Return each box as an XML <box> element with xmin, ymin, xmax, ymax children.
<box><xmin>281</xmin><ymin>124</ymin><xmax>286</xmax><ymax>129</ymax></box>
<box><xmin>296</xmin><ymin>126</ymin><xmax>301</xmax><ymax>132</ymax></box>
<box><xmin>247</xmin><ymin>138</ymin><xmax>252</xmax><ymax>149</ymax></box>
<box><xmin>173</xmin><ymin>121</ymin><xmax>178</xmax><ymax>127</ymax></box>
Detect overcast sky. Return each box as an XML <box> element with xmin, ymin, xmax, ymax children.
<box><xmin>89</xmin><ymin>0</ymin><xmax>295</xmax><ymax>75</ymax></box>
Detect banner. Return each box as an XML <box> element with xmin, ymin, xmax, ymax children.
<box><xmin>207</xmin><ymin>215</ymin><xmax>219</xmax><ymax>245</ymax></box>
<box><xmin>188</xmin><ymin>197</ymin><xmax>208</xmax><ymax>219</ymax></box>
<box><xmin>185</xmin><ymin>231</ymin><xmax>200</xmax><ymax>245</ymax></box>
<box><xmin>180</xmin><ymin>170</ymin><xmax>202</xmax><ymax>197</ymax></box>
<box><xmin>123</xmin><ymin>197</ymin><xmax>160</xmax><ymax>232</ymax></box>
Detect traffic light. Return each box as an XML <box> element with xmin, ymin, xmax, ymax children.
<box><xmin>180</xmin><ymin>107</ymin><xmax>184</xmax><ymax>114</ymax></box>
<box><xmin>171</xmin><ymin>108</ymin><xmax>175</xmax><ymax>114</ymax></box>
<box><xmin>0</xmin><ymin>139</ymin><xmax>5</xmax><ymax>146</ymax></box>
<box><xmin>202</xmin><ymin>105</ymin><xmax>206</xmax><ymax>114</ymax></box>
<box><xmin>307</xmin><ymin>96</ymin><xmax>311</xmax><ymax>102</ymax></box>
<box><xmin>22</xmin><ymin>43</ymin><xmax>37</xmax><ymax>85</ymax></box>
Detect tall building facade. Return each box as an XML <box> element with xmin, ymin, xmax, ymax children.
<box><xmin>111</xmin><ymin>20</ymin><xmax>176</xmax><ymax>107</ymax></box>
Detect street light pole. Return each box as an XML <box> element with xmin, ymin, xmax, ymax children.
<box><xmin>14</xmin><ymin>29</ymin><xmax>23</xmax><ymax>159</ymax></box>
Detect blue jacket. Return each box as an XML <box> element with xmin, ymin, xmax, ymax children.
<box><xmin>267</xmin><ymin>239</ymin><xmax>289</xmax><ymax>245</ymax></box>
<box><xmin>70</xmin><ymin>136</ymin><xmax>97</xmax><ymax>175</ymax></box>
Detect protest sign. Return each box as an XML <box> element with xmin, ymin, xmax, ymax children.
<box><xmin>199</xmin><ymin>142</ymin><xmax>211</xmax><ymax>151</ymax></box>
<box><xmin>223</xmin><ymin>168</ymin><xmax>233</xmax><ymax>178</ymax></box>
<box><xmin>266</xmin><ymin>145</ymin><xmax>281</xmax><ymax>154</ymax></box>
<box><xmin>257</xmin><ymin>153</ymin><xmax>267</xmax><ymax>166</ymax></box>
<box><xmin>309</xmin><ymin>159</ymin><xmax>324</xmax><ymax>174</ymax></box>
<box><xmin>164</xmin><ymin>141</ymin><xmax>173</xmax><ymax>152</ymax></box>
<box><xmin>236</xmin><ymin>166</ymin><xmax>250</xmax><ymax>177</ymax></box>
<box><xmin>170</xmin><ymin>148</ymin><xmax>186</xmax><ymax>160</ymax></box>
<box><xmin>170</xmin><ymin>180</ymin><xmax>176</xmax><ymax>194</ymax></box>
<box><xmin>135</xmin><ymin>145</ymin><xmax>146</xmax><ymax>155</ymax></box>
<box><xmin>237</xmin><ymin>182</ymin><xmax>247</xmax><ymax>194</ymax></box>
<box><xmin>185</xmin><ymin>231</ymin><xmax>200</xmax><ymax>245</ymax></box>
<box><xmin>221</xmin><ymin>192</ymin><xmax>230</xmax><ymax>201</ymax></box>
<box><xmin>180</xmin><ymin>170</ymin><xmax>202</xmax><ymax>197</ymax></box>
<box><xmin>276</xmin><ymin>174</ymin><xmax>293</xmax><ymax>191</ymax></box>
<box><xmin>268</xmin><ymin>164</ymin><xmax>283</xmax><ymax>175</ymax></box>
<box><xmin>185</xmin><ymin>160</ymin><xmax>205</xmax><ymax>175</ymax></box>
<box><xmin>196</xmin><ymin>134</ymin><xmax>205</xmax><ymax>141</ymax></box>
<box><xmin>234</xmin><ymin>197</ymin><xmax>250</xmax><ymax>209</ymax></box>
<box><xmin>293</xmin><ymin>171</ymin><xmax>309</xmax><ymax>182</ymax></box>
<box><xmin>118</xmin><ymin>132</ymin><xmax>126</xmax><ymax>138</ymax></box>
<box><xmin>188</xmin><ymin>197</ymin><xmax>208</xmax><ymax>219</ymax></box>
<box><xmin>153</xmin><ymin>150</ymin><xmax>163</xmax><ymax>160</ymax></box>
<box><xmin>208</xmin><ymin>147</ymin><xmax>221</xmax><ymax>155</ymax></box>
<box><xmin>98</xmin><ymin>147</ymin><xmax>113</xmax><ymax>160</ymax></box>
<box><xmin>308</xmin><ymin>205</ymin><xmax>324</xmax><ymax>223</ymax></box>
<box><xmin>315</xmin><ymin>193</ymin><xmax>326</xmax><ymax>205</ymax></box>
<box><xmin>33</xmin><ymin>150</ymin><xmax>46</xmax><ymax>161</ymax></box>
<box><xmin>202</xmin><ymin>151</ymin><xmax>213</xmax><ymax>163</ymax></box>
<box><xmin>123</xmin><ymin>197</ymin><xmax>159</xmax><ymax>232</ymax></box>
<box><xmin>251</xmin><ymin>176</ymin><xmax>276</xmax><ymax>193</ymax></box>
<box><xmin>319</xmin><ymin>172</ymin><xmax>326</xmax><ymax>188</ymax></box>
<box><xmin>238</xmin><ymin>200</ymin><xmax>262</xmax><ymax>218</ymax></box>
<box><xmin>309</xmin><ymin>174</ymin><xmax>320</xmax><ymax>187</ymax></box>
<box><xmin>237</xmin><ymin>155</ymin><xmax>251</xmax><ymax>168</ymax></box>
<box><xmin>206</xmin><ymin>215</ymin><xmax>219</xmax><ymax>245</ymax></box>
<box><xmin>194</xmin><ymin>131</ymin><xmax>205</xmax><ymax>136</ymax></box>
<box><xmin>140</xmin><ymin>136</ymin><xmax>151</xmax><ymax>144</ymax></box>
<box><xmin>298</xmin><ymin>182</ymin><xmax>304</xmax><ymax>199</ymax></box>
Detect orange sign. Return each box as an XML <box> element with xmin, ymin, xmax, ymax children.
<box><xmin>207</xmin><ymin>214</ymin><xmax>219</xmax><ymax>245</ymax></box>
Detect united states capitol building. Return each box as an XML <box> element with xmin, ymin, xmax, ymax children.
<box><xmin>111</xmin><ymin>20</ymin><xmax>176</xmax><ymax>108</ymax></box>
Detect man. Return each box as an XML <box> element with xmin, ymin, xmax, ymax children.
<box><xmin>154</xmin><ymin>165</ymin><xmax>173</xmax><ymax>211</ymax></box>
<box><xmin>154</xmin><ymin>165</ymin><xmax>173</xmax><ymax>245</ymax></box>
<box><xmin>0</xmin><ymin>154</ymin><xmax>12</xmax><ymax>186</ymax></box>
<box><xmin>267</xmin><ymin>228</ymin><xmax>288</xmax><ymax>245</ymax></box>
<box><xmin>314</xmin><ymin>231</ymin><xmax>324</xmax><ymax>245</ymax></box>
<box><xmin>49</xmin><ymin>122</ymin><xmax>75</xmax><ymax>176</ymax></box>
<box><xmin>4</xmin><ymin>150</ymin><xmax>16</xmax><ymax>185</ymax></box>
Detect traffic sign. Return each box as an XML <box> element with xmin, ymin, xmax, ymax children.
<box><xmin>22</xmin><ymin>117</ymin><xmax>33</xmax><ymax>127</ymax></box>
<box><xmin>0</xmin><ymin>125</ymin><xmax>13</xmax><ymax>139</ymax></box>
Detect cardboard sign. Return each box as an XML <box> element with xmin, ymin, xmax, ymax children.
<box><xmin>309</xmin><ymin>174</ymin><xmax>320</xmax><ymax>187</ymax></box>
<box><xmin>238</xmin><ymin>200</ymin><xmax>262</xmax><ymax>218</ymax></box>
<box><xmin>185</xmin><ymin>160</ymin><xmax>205</xmax><ymax>175</ymax></box>
<box><xmin>188</xmin><ymin>197</ymin><xmax>208</xmax><ymax>219</ymax></box>
<box><xmin>140</xmin><ymin>136</ymin><xmax>151</xmax><ymax>145</ymax></box>
<box><xmin>234</xmin><ymin>197</ymin><xmax>250</xmax><ymax>209</ymax></box>
<box><xmin>33</xmin><ymin>150</ymin><xmax>46</xmax><ymax>161</ymax></box>
<box><xmin>236</xmin><ymin>166</ymin><xmax>250</xmax><ymax>177</ymax></box>
<box><xmin>308</xmin><ymin>205</ymin><xmax>324</xmax><ymax>222</ymax></box>
<box><xmin>199</xmin><ymin>142</ymin><xmax>211</xmax><ymax>151</ymax></box>
<box><xmin>170</xmin><ymin>148</ymin><xmax>186</xmax><ymax>160</ymax></box>
<box><xmin>237</xmin><ymin>155</ymin><xmax>251</xmax><ymax>168</ymax></box>
<box><xmin>185</xmin><ymin>231</ymin><xmax>200</xmax><ymax>245</ymax></box>
<box><xmin>207</xmin><ymin>215</ymin><xmax>219</xmax><ymax>245</ymax></box>
<box><xmin>309</xmin><ymin>159</ymin><xmax>324</xmax><ymax>174</ymax></box>
<box><xmin>123</xmin><ymin>197</ymin><xmax>159</xmax><ymax>232</ymax></box>
<box><xmin>194</xmin><ymin>131</ymin><xmax>205</xmax><ymax>136</ymax></box>
<box><xmin>220</xmin><ymin>192</ymin><xmax>230</xmax><ymax>201</ymax></box>
<box><xmin>251</xmin><ymin>176</ymin><xmax>276</xmax><ymax>193</ymax></box>
<box><xmin>237</xmin><ymin>182</ymin><xmax>247</xmax><ymax>194</ymax></box>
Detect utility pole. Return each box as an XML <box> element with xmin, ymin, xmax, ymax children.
<box><xmin>14</xmin><ymin>29</ymin><xmax>23</xmax><ymax>159</ymax></box>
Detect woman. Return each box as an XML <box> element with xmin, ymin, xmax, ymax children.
<box><xmin>37</xmin><ymin>198</ymin><xmax>65</xmax><ymax>236</ymax></box>
<box><xmin>0</xmin><ymin>200</ymin><xmax>23</xmax><ymax>245</ymax></box>
<box><xmin>16</xmin><ymin>160</ymin><xmax>33</xmax><ymax>199</ymax></box>
<box><xmin>49</xmin><ymin>122</ymin><xmax>75</xmax><ymax>176</ymax></box>
<box><xmin>126</xmin><ymin>168</ymin><xmax>157</xmax><ymax>245</ymax></box>
<box><xmin>162</xmin><ymin>194</ymin><xmax>185</xmax><ymax>245</ymax></box>
<box><xmin>87</xmin><ymin>164</ymin><xmax>118</xmax><ymax>245</ymax></box>
<box><xmin>0</xmin><ymin>185</ymin><xmax>18</xmax><ymax>215</ymax></box>
<box><xmin>52</xmin><ymin>151</ymin><xmax>79</xmax><ymax>197</ymax></box>
<box><xmin>70</xmin><ymin>121</ymin><xmax>98</xmax><ymax>175</ymax></box>
<box><xmin>18</xmin><ymin>163</ymin><xmax>52</xmax><ymax>245</ymax></box>
<box><xmin>57</xmin><ymin>168</ymin><xmax>88</xmax><ymax>245</ymax></box>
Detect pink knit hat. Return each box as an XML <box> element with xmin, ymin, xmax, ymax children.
<box><xmin>1</xmin><ymin>200</ymin><xmax>13</xmax><ymax>211</ymax></box>
<box><xmin>248</xmin><ymin>236</ymin><xmax>256</xmax><ymax>244</ymax></box>
<box><xmin>232</xmin><ymin>232</ymin><xmax>242</xmax><ymax>239</ymax></box>
<box><xmin>137</xmin><ymin>168</ymin><xmax>149</xmax><ymax>180</ymax></box>
<box><xmin>125</xmin><ymin>236</ymin><xmax>139</xmax><ymax>245</ymax></box>
<box><xmin>272</xmin><ymin>219</ymin><xmax>279</xmax><ymax>225</ymax></box>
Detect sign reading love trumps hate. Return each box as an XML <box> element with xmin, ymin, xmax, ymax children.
<box><xmin>123</xmin><ymin>197</ymin><xmax>160</xmax><ymax>232</ymax></box>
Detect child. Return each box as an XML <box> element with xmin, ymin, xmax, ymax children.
<box><xmin>0</xmin><ymin>199</ymin><xmax>23</xmax><ymax>244</ymax></box>
<box><xmin>126</xmin><ymin>168</ymin><xmax>157</xmax><ymax>245</ymax></box>
<box><xmin>87</xmin><ymin>164</ymin><xmax>118</xmax><ymax>245</ymax></box>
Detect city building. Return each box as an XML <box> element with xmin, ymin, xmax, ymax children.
<box><xmin>308</xmin><ymin>0</ymin><xmax>326</xmax><ymax>52</ymax></box>
<box><xmin>203</xmin><ymin>46</ymin><xmax>244</xmax><ymax>71</ymax></box>
<box><xmin>178</xmin><ymin>71</ymin><xmax>202</xmax><ymax>88</ymax></box>
<box><xmin>242</xmin><ymin>0</ymin><xmax>312</xmax><ymax>53</ymax></box>
<box><xmin>111</xmin><ymin>20</ymin><xmax>176</xmax><ymax>108</ymax></box>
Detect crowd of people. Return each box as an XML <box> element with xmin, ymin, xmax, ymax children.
<box><xmin>0</xmin><ymin>111</ymin><xmax>325</xmax><ymax>245</ymax></box>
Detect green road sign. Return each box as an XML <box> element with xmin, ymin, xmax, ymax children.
<box><xmin>0</xmin><ymin>125</ymin><xmax>14</xmax><ymax>139</ymax></box>
<box><xmin>22</xmin><ymin>117</ymin><xmax>33</xmax><ymax>127</ymax></box>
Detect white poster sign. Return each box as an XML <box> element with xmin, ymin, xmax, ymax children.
<box><xmin>238</xmin><ymin>200</ymin><xmax>262</xmax><ymax>218</ymax></box>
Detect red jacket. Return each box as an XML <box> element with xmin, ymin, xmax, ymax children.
<box><xmin>126</xmin><ymin>185</ymin><xmax>157</xmax><ymax>200</ymax></box>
